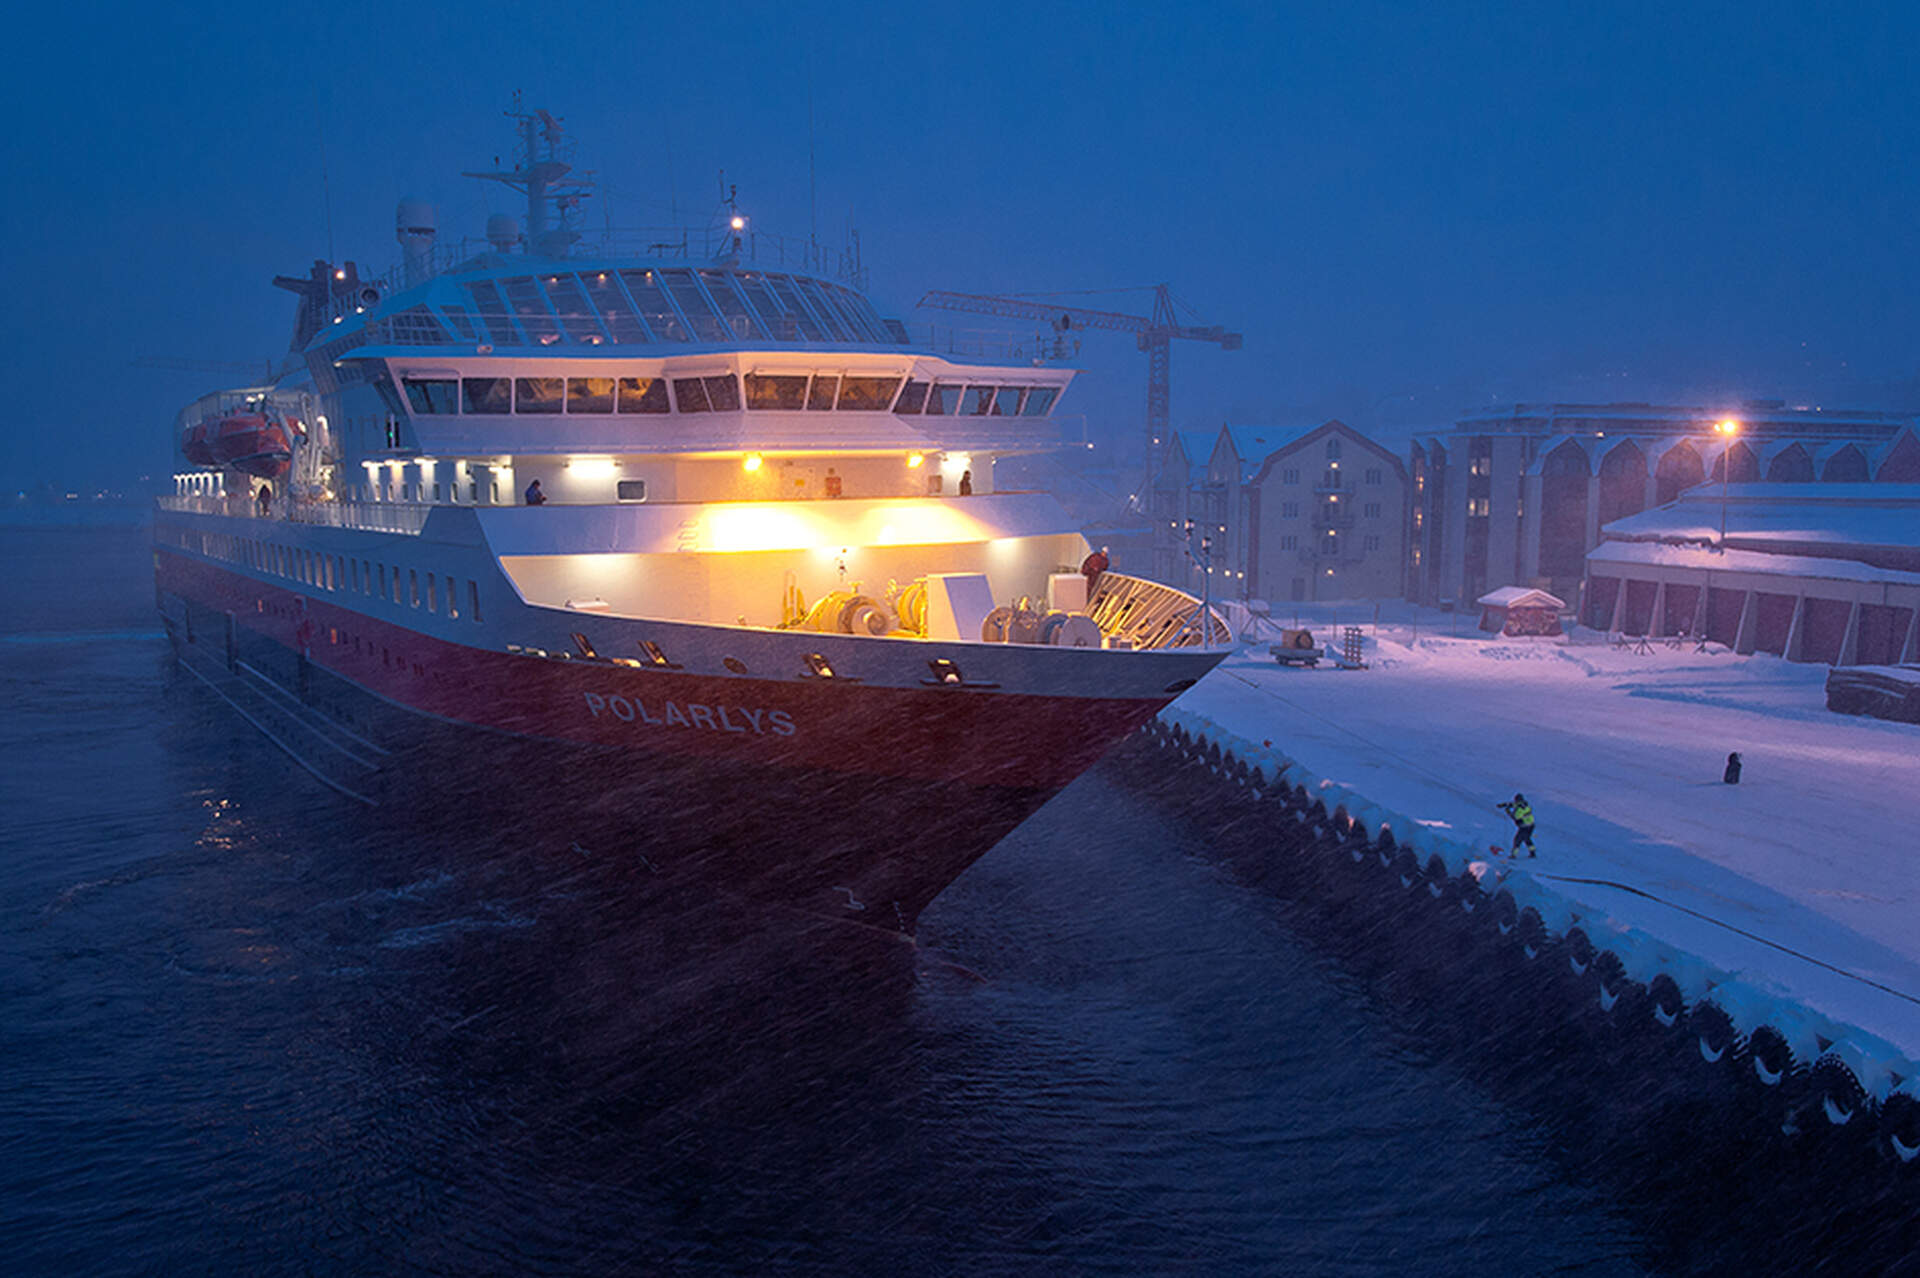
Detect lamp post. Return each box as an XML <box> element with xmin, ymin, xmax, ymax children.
<box><xmin>1714</xmin><ymin>418</ymin><xmax>1740</xmax><ymax>551</ymax></box>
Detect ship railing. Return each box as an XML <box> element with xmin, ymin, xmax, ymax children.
<box><xmin>158</xmin><ymin>493</ymin><xmax>429</xmax><ymax>535</ymax></box>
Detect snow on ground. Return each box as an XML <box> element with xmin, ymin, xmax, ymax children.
<box><xmin>1171</xmin><ymin>603</ymin><xmax>1920</xmax><ymax>1085</ymax></box>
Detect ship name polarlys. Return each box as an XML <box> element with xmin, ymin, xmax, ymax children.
<box><xmin>582</xmin><ymin>692</ymin><xmax>797</xmax><ymax>736</ymax></box>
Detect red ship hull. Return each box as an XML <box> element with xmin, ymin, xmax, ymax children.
<box><xmin>155</xmin><ymin>548</ymin><xmax>1188</xmax><ymax>929</ymax></box>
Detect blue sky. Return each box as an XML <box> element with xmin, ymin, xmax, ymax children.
<box><xmin>5</xmin><ymin>0</ymin><xmax>1918</xmax><ymax>487</ymax></box>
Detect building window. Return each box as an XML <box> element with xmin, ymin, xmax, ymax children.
<box><xmin>1280</xmin><ymin>534</ymin><xmax>1297</xmax><ymax>550</ymax></box>
<box><xmin>1281</xmin><ymin>501</ymin><xmax>1299</xmax><ymax>518</ymax></box>
<box><xmin>1364</xmin><ymin>502</ymin><xmax>1381</xmax><ymax>518</ymax></box>
<box><xmin>1327</xmin><ymin>439</ymin><xmax>1342</xmax><ymax>459</ymax></box>
<box><xmin>1282</xmin><ymin>467</ymin><xmax>1299</xmax><ymax>485</ymax></box>
<box><xmin>1321</xmin><ymin>533</ymin><xmax>1338</xmax><ymax>555</ymax></box>
<box><xmin>1468</xmin><ymin>496</ymin><xmax>1490</xmax><ymax>517</ymax></box>
<box><xmin>1366</xmin><ymin>467</ymin><xmax>1382</xmax><ymax>485</ymax></box>
<box><xmin>1470</xmin><ymin>456</ymin><xmax>1491</xmax><ymax>477</ymax></box>
<box><xmin>1364</xmin><ymin>534</ymin><xmax>1381</xmax><ymax>550</ymax></box>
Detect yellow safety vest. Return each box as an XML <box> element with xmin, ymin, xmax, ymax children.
<box><xmin>1512</xmin><ymin>803</ymin><xmax>1533</xmax><ymax>826</ymax></box>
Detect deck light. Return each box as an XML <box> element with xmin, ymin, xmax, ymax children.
<box><xmin>731</xmin><ymin>215</ymin><xmax>746</xmax><ymax>231</ymax></box>
<box><xmin>804</xmin><ymin>652</ymin><xmax>835</xmax><ymax>679</ymax></box>
<box><xmin>907</xmin><ymin>453</ymin><xmax>924</xmax><ymax>468</ymax></box>
<box><xmin>743</xmin><ymin>453</ymin><xmax>764</xmax><ymax>472</ymax></box>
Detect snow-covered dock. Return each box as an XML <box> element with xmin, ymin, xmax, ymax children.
<box><xmin>1157</xmin><ymin>614</ymin><xmax>1919</xmax><ymax>1157</ymax></box>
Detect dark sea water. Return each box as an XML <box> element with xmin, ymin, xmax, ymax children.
<box><xmin>1</xmin><ymin>520</ymin><xmax>1677</xmax><ymax>1275</ymax></box>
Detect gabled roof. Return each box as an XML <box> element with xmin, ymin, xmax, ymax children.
<box><xmin>1477</xmin><ymin>586</ymin><xmax>1566</xmax><ymax>609</ymax></box>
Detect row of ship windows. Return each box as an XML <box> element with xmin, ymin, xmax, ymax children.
<box><xmin>168</xmin><ymin>526</ymin><xmax>483</xmax><ymax>622</ymax></box>
<box><xmin>1275</xmin><ymin>534</ymin><xmax>1386</xmax><ymax>551</ymax></box>
<box><xmin>396</xmin><ymin>373</ymin><xmax>1060</xmax><ymax>419</ymax></box>
<box><xmin>382</xmin><ymin>268</ymin><xmax>897</xmax><ymax>349</ymax></box>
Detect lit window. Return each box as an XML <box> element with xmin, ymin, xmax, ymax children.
<box><xmin>617</xmin><ymin>377</ymin><xmax>670</xmax><ymax>414</ymax></box>
<box><xmin>567</xmin><ymin>378</ymin><xmax>616</xmax><ymax>413</ymax></box>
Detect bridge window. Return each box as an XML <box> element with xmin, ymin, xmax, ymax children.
<box><xmin>567</xmin><ymin>378</ymin><xmax>615</xmax><ymax>413</ymax></box>
<box><xmin>403</xmin><ymin>378</ymin><xmax>458</xmax><ymax>414</ymax></box>
<box><xmin>926</xmin><ymin>384</ymin><xmax>963</xmax><ymax>415</ymax></box>
<box><xmin>701</xmin><ymin>271</ymin><xmax>762</xmax><ymax>340</ymax></box>
<box><xmin>1020</xmin><ymin>387</ymin><xmax>1058</xmax><ymax>416</ymax></box>
<box><xmin>464</xmin><ymin>280</ymin><xmax>522</xmax><ymax>345</ymax></box>
<box><xmin>704</xmin><ymin>374</ymin><xmax>740</xmax><ymax>411</ymax></box>
<box><xmin>658</xmin><ymin>269</ymin><xmax>727</xmax><ymax>342</ymax></box>
<box><xmin>794</xmin><ymin>278</ymin><xmax>853</xmax><ymax>340</ymax></box>
<box><xmin>582</xmin><ymin>271</ymin><xmax>647</xmax><ymax>343</ymax></box>
<box><xmin>544</xmin><ymin>274</ymin><xmax>602</xmax><ymax>343</ymax></box>
<box><xmin>992</xmin><ymin>387</ymin><xmax>1024</xmax><ymax>416</ymax></box>
<box><xmin>961</xmin><ymin>386</ymin><xmax>995</xmax><ymax>416</ymax></box>
<box><xmin>618</xmin><ymin>377</ymin><xmax>670</xmax><ymax>413</ymax></box>
<box><xmin>514</xmin><ymin>378</ymin><xmax>565</xmax><ymax>413</ymax></box>
<box><xmin>462</xmin><ymin>377</ymin><xmax>512</xmax><ymax>415</ymax></box>
<box><xmin>807</xmin><ymin>375</ymin><xmax>839</xmax><ymax>410</ymax></box>
<box><xmin>893</xmin><ymin>379</ymin><xmax>929</xmax><ymax>414</ymax></box>
<box><xmin>766</xmin><ymin>275</ymin><xmax>828</xmax><ymax>341</ymax></box>
<box><xmin>837</xmin><ymin>376</ymin><xmax>901</xmax><ymax>411</ymax></box>
<box><xmin>503</xmin><ymin>276</ymin><xmax>561</xmax><ymax>344</ymax></box>
<box><xmin>619</xmin><ymin>270</ymin><xmax>687</xmax><ymax>341</ymax></box>
<box><xmin>744</xmin><ymin>374</ymin><xmax>809</xmax><ymax>410</ymax></box>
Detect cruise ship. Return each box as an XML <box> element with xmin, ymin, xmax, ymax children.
<box><xmin>154</xmin><ymin>106</ymin><xmax>1230</xmax><ymax>930</ymax></box>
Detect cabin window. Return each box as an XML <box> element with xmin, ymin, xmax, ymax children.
<box><xmin>703</xmin><ymin>374</ymin><xmax>740</xmax><ymax>411</ymax></box>
<box><xmin>837</xmin><ymin>376</ymin><xmax>900</xmax><ymax>411</ymax></box>
<box><xmin>616</xmin><ymin>480</ymin><xmax>648</xmax><ymax>502</ymax></box>
<box><xmin>672</xmin><ymin>378</ymin><xmax>710</xmax><ymax>412</ymax></box>
<box><xmin>402</xmin><ymin>378</ymin><xmax>458</xmax><ymax>414</ymax></box>
<box><xmin>744</xmin><ymin>374</ymin><xmax>809</xmax><ymax>410</ymax></box>
<box><xmin>462</xmin><ymin>377</ymin><xmax>512</xmax><ymax>414</ymax></box>
<box><xmin>992</xmin><ymin>387</ymin><xmax>1025</xmax><ymax>416</ymax></box>
<box><xmin>409</xmin><ymin>570</ymin><xmax>420</xmax><ymax>607</ymax></box>
<box><xmin>926</xmin><ymin>383</ymin><xmax>963</xmax><ymax>415</ymax></box>
<box><xmin>468</xmin><ymin>580</ymin><xmax>482</xmax><ymax>622</ymax></box>
<box><xmin>807</xmin><ymin>375</ymin><xmax>839</xmax><ymax>410</ymax></box>
<box><xmin>427</xmin><ymin>574</ymin><xmax>438</xmax><ymax>613</ymax></box>
<box><xmin>617</xmin><ymin>377</ymin><xmax>670</xmax><ymax>413</ymax></box>
<box><xmin>893</xmin><ymin>380</ymin><xmax>929</xmax><ymax>414</ymax></box>
<box><xmin>961</xmin><ymin>386</ymin><xmax>995</xmax><ymax>416</ymax></box>
<box><xmin>1021</xmin><ymin>387</ymin><xmax>1058</xmax><ymax>416</ymax></box>
<box><xmin>567</xmin><ymin>378</ymin><xmax>615</xmax><ymax>413</ymax></box>
<box><xmin>514</xmin><ymin>378</ymin><xmax>565</xmax><ymax>413</ymax></box>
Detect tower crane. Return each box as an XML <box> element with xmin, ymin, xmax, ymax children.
<box><xmin>916</xmin><ymin>284</ymin><xmax>1242</xmax><ymax>466</ymax></box>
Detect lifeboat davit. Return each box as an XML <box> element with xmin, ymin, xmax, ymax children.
<box><xmin>180</xmin><ymin>419</ymin><xmax>219</xmax><ymax>468</ymax></box>
<box><xmin>211</xmin><ymin>413</ymin><xmax>292</xmax><ymax>479</ymax></box>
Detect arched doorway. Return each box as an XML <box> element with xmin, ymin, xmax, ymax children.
<box><xmin>1765</xmin><ymin>443</ymin><xmax>1813</xmax><ymax>482</ymax></box>
<box><xmin>1597</xmin><ymin>440</ymin><xmax>1647</xmax><ymax>527</ymax></box>
<box><xmin>1654</xmin><ymin>441</ymin><xmax>1703</xmax><ymax>505</ymax></box>
<box><xmin>1538</xmin><ymin>440</ymin><xmax>1590</xmax><ymax>582</ymax></box>
<box><xmin>1821</xmin><ymin>444</ymin><xmax>1869</xmax><ymax>482</ymax></box>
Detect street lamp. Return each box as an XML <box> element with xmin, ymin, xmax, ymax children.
<box><xmin>1714</xmin><ymin>418</ymin><xmax>1740</xmax><ymax>551</ymax></box>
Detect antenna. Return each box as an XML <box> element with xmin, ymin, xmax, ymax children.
<box><xmin>807</xmin><ymin>71</ymin><xmax>818</xmax><ymax>250</ymax></box>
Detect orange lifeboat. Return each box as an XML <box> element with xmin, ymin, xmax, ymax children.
<box><xmin>180</xmin><ymin>418</ymin><xmax>219</xmax><ymax>467</ymax></box>
<box><xmin>211</xmin><ymin>413</ymin><xmax>292</xmax><ymax>479</ymax></box>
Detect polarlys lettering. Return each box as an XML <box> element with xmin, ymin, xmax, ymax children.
<box><xmin>582</xmin><ymin>692</ymin><xmax>795</xmax><ymax>737</ymax></box>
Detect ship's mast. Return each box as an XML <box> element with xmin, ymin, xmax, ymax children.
<box><xmin>462</xmin><ymin>95</ymin><xmax>593</xmax><ymax>258</ymax></box>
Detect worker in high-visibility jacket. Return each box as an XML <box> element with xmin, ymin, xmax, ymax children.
<box><xmin>1497</xmin><ymin>793</ymin><xmax>1537</xmax><ymax>858</ymax></box>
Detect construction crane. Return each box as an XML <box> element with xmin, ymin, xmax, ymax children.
<box><xmin>916</xmin><ymin>284</ymin><xmax>1242</xmax><ymax>465</ymax></box>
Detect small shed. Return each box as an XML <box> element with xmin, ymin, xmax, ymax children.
<box><xmin>1477</xmin><ymin>586</ymin><xmax>1566</xmax><ymax>636</ymax></box>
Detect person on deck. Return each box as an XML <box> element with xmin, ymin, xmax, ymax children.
<box><xmin>255</xmin><ymin>482</ymin><xmax>272</xmax><ymax>518</ymax></box>
<box><xmin>524</xmin><ymin>478</ymin><xmax>547</xmax><ymax>506</ymax></box>
<box><xmin>1723</xmin><ymin>752</ymin><xmax>1743</xmax><ymax>784</ymax></box>
<box><xmin>1497</xmin><ymin>793</ymin><xmax>1536</xmax><ymax>858</ymax></box>
<box><xmin>1080</xmin><ymin>545</ymin><xmax>1110</xmax><ymax>593</ymax></box>
<box><xmin>958</xmin><ymin>469</ymin><xmax>973</xmax><ymax>496</ymax></box>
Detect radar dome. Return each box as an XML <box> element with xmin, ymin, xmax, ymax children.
<box><xmin>486</xmin><ymin>213</ymin><xmax>521</xmax><ymax>252</ymax></box>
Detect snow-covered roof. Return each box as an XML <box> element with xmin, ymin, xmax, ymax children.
<box><xmin>1604</xmin><ymin>483</ymin><xmax>1920</xmax><ymax>549</ymax></box>
<box><xmin>1475</xmin><ymin>586</ymin><xmax>1566</xmax><ymax>609</ymax></box>
<box><xmin>1588</xmin><ymin>539</ymin><xmax>1920</xmax><ymax>587</ymax></box>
